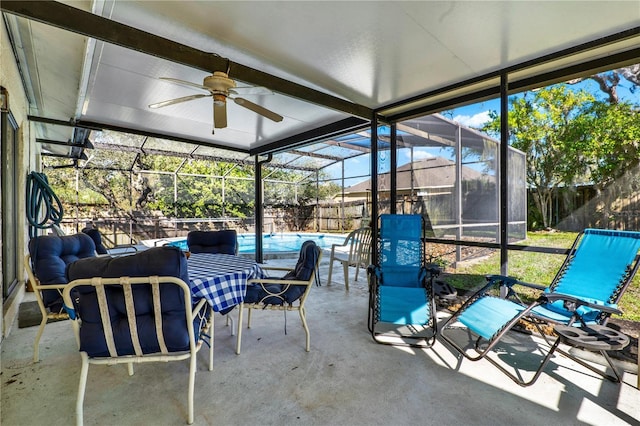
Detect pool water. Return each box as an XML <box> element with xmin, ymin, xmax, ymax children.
<box><xmin>168</xmin><ymin>232</ymin><xmax>346</xmax><ymax>254</ymax></box>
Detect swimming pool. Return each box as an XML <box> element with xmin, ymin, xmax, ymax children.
<box><xmin>166</xmin><ymin>232</ymin><xmax>346</xmax><ymax>254</ymax></box>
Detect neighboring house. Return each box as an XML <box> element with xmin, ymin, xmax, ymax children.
<box><xmin>343</xmin><ymin>156</ymin><xmax>501</xmax><ymax>227</ymax></box>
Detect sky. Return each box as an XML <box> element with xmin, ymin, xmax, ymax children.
<box><xmin>450</xmin><ymin>76</ymin><xmax>639</xmax><ymax>130</ymax></box>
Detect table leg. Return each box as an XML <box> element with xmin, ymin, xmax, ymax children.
<box><xmin>236</xmin><ymin>304</ymin><xmax>244</xmax><ymax>355</ymax></box>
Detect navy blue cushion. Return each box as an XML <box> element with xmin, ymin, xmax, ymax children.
<box><xmin>187</xmin><ymin>230</ymin><xmax>237</xmax><ymax>255</ymax></box>
<box><xmin>245</xmin><ymin>241</ymin><xmax>319</xmax><ymax>305</ymax></box>
<box><xmin>66</xmin><ymin>246</ymin><xmax>195</xmax><ymax>357</ymax></box>
<box><xmin>81</xmin><ymin>228</ymin><xmax>108</xmax><ymax>255</ymax></box>
<box><xmin>28</xmin><ymin>233</ymin><xmax>96</xmax><ymax>311</ymax></box>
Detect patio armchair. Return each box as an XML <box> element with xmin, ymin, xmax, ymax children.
<box><xmin>236</xmin><ymin>240</ymin><xmax>321</xmax><ymax>354</ymax></box>
<box><xmin>440</xmin><ymin>228</ymin><xmax>640</xmax><ymax>386</ymax></box>
<box><xmin>187</xmin><ymin>229</ymin><xmax>238</xmax><ymax>255</ymax></box>
<box><xmin>327</xmin><ymin>226</ymin><xmax>372</xmax><ymax>291</ymax></box>
<box><xmin>63</xmin><ymin>246</ymin><xmax>213</xmax><ymax>425</ymax></box>
<box><xmin>25</xmin><ymin>233</ymin><xmax>96</xmax><ymax>362</ymax></box>
<box><xmin>368</xmin><ymin>214</ymin><xmax>439</xmax><ymax>347</ymax></box>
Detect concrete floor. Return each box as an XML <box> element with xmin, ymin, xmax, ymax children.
<box><xmin>2</xmin><ymin>254</ymin><xmax>639</xmax><ymax>426</ymax></box>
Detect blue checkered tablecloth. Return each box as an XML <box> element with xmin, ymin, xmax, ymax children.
<box><xmin>187</xmin><ymin>253</ymin><xmax>266</xmax><ymax>312</ymax></box>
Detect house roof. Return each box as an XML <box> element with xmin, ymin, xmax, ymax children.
<box><xmin>346</xmin><ymin>156</ymin><xmax>493</xmax><ymax>196</ymax></box>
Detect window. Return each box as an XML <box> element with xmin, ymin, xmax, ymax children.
<box><xmin>2</xmin><ymin>110</ymin><xmax>19</xmax><ymax>299</ymax></box>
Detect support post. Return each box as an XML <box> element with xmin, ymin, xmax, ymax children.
<box><xmin>499</xmin><ymin>73</ymin><xmax>509</xmax><ymax>282</ymax></box>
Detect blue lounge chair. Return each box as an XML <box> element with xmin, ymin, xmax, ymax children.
<box><xmin>440</xmin><ymin>228</ymin><xmax>640</xmax><ymax>386</ymax></box>
<box><xmin>367</xmin><ymin>214</ymin><xmax>439</xmax><ymax>347</ymax></box>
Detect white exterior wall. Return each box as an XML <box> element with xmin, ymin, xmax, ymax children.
<box><xmin>1</xmin><ymin>18</ymin><xmax>36</xmax><ymax>340</ymax></box>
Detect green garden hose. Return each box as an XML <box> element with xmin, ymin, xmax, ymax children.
<box><xmin>26</xmin><ymin>171</ymin><xmax>64</xmax><ymax>239</ymax></box>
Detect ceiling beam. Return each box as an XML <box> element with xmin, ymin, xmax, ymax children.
<box><xmin>93</xmin><ymin>142</ymin><xmax>253</xmax><ymax>166</ymax></box>
<box><xmin>42</xmin><ymin>151</ymin><xmax>87</xmax><ymax>160</ymax></box>
<box><xmin>1</xmin><ymin>1</ymin><xmax>373</xmax><ymax>120</ymax></box>
<box><xmin>27</xmin><ymin>115</ymin><xmax>247</xmax><ymax>154</ymax></box>
<box><xmin>92</xmin><ymin>141</ymin><xmax>317</xmax><ymax>173</ymax></box>
<box><xmin>288</xmin><ymin>149</ymin><xmax>342</xmax><ymax>162</ymax></box>
<box><xmin>323</xmin><ymin>139</ymin><xmax>371</xmax><ymax>154</ymax></box>
<box><xmin>396</xmin><ymin>123</ymin><xmax>456</xmax><ymax>147</ymax></box>
<box><xmin>252</xmin><ymin>117</ymin><xmax>370</xmax><ymax>156</ymax></box>
<box><xmin>36</xmin><ymin>138</ymin><xmax>84</xmax><ymax>147</ymax></box>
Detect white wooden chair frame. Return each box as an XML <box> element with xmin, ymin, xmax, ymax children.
<box><xmin>235</xmin><ymin>251</ymin><xmax>322</xmax><ymax>354</ymax></box>
<box><xmin>327</xmin><ymin>227</ymin><xmax>372</xmax><ymax>290</ymax></box>
<box><xmin>24</xmin><ymin>254</ymin><xmax>69</xmax><ymax>363</ymax></box>
<box><xmin>63</xmin><ymin>276</ymin><xmax>213</xmax><ymax>426</ymax></box>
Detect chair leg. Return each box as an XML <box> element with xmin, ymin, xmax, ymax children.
<box><xmin>299</xmin><ymin>307</ymin><xmax>310</xmax><ymax>352</ymax></box>
<box><xmin>33</xmin><ymin>315</ymin><xmax>48</xmax><ymax>363</ymax></box>
<box><xmin>327</xmin><ymin>259</ymin><xmax>334</xmax><ymax>286</ymax></box>
<box><xmin>439</xmin><ymin>317</ymin><xmax>563</xmax><ymax>387</ymax></box>
<box><xmin>76</xmin><ymin>352</ymin><xmax>90</xmax><ymax>426</ymax></box>
<box><xmin>227</xmin><ymin>307</ymin><xmax>236</xmax><ymax>336</ymax></box>
<box><xmin>342</xmin><ymin>262</ymin><xmax>349</xmax><ymax>291</ymax></box>
<box><xmin>187</xmin><ymin>352</ymin><xmax>196</xmax><ymax>424</ymax></box>
<box><xmin>483</xmin><ymin>335</ymin><xmax>563</xmax><ymax>387</ymax></box>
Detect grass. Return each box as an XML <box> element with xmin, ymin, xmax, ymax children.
<box><xmin>446</xmin><ymin>230</ymin><xmax>640</xmax><ymax>322</ymax></box>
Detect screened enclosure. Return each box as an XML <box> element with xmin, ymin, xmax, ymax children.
<box><xmin>333</xmin><ymin>115</ymin><xmax>526</xmax><ymax>242</ymax></box>
<box><xmin>42</xmin><ymin>113</ymin><xmax>526</xmax><ymax>256</ymax></box>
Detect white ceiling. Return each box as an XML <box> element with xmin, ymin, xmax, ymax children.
<box><xmin>2</xmin><ymin>0</ymin><xmax>640</xmax><ymax>155</ymax></box>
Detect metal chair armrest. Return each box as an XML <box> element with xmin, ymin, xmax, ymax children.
<box><xmin>260</xmin><ymin>266</ymin><xmax>294</xmax><ymax>273</ymax></box>
<box><xmin>540</xmin><ymin>293</ymin><xmax>623</xmax><ymax>316</ymax></box>
<box><xmin>486</xmin><ymin>274</ymin><xmax>546</xmax><ymax>290</ymax></box>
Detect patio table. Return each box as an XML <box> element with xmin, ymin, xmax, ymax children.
<box><xmin>187</xmin><ymin>253</ymin><xmax>266</xmax><ymax>313</ymax></box>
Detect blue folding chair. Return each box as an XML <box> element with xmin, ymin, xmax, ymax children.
<box><xmin>440</xmin><ymin>228</ymin><xmax>640</xmax><ymax>386</ymax></box>
<box><xmin>367</xmin><ymin>214</ymin><xmax>439</xmax><ymax>347</ymax></box>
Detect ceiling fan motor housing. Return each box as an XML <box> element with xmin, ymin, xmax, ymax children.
<box><xmin>204</xmin><ymin>72</ymin><xmax>236</xmax><ymax>105</ymax></box>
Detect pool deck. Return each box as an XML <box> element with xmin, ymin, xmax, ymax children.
<box><xmin>2</xmin><ymin>254</ymin><xmax>638</xmax><ymax>425</ymax></box>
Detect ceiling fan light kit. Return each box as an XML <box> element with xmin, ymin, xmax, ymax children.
<box><xmin>149</xmin><ymin>70</ymin><xmax>283</xmax><ymax>132</ymax></box>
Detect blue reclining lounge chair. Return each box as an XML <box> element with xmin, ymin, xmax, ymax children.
<box><xmin>440</xmin><ymin>228</ymin><xmax>640</xmax><ymax>386</ymax></box>
<box><xmin>367</xmin><ymin>214</ymin><xmax>439</xmax><ymax>347</ymax></box>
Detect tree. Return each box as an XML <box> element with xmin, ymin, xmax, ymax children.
<box><xmin>482</xmin><ymin>86</ymin><xmax>595</xmax><ymax>228</ymax></box>
<box><xmin>567</xmin><ymin>100</ymin><xmax>640</xmax><ymax>224</ymax></box>
<box><xmin>483</xmin><ymin>79</ymin><xmax>640</xmax><ymax>230</ymax></box>
<box><xmin>567</xmin><ymin>65</ymin><xmax>640</xmax><ymax>104</ymax></box>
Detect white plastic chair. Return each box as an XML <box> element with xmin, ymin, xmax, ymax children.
<box><xmin>327</xmin><ymin>227</ymin><xmax>372</xmax><ymax>290</ymax></box>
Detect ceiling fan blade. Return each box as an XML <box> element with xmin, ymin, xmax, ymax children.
<box><xmin>159</xmin><ymin>77</ymin><xmax>210</xmax><ymax>92</ymax></box>
<box><xmin>214</xmin><ymin>102</ymin><xmax>227</xmax><ymax>128</ymax></box>
<box><xmin>233</xmin><ymin>97</ymin><xmax>283</xmax><ymax>122</ymax></box>
<box><xmin>149</xmin><ymin>94</ymin><xmax>210</xmax><ymax>109</ymax></box>
<box><xmin>230</xmin><ymin>86</ymin><xmax>274</xmax><ymax>96</ymax></box>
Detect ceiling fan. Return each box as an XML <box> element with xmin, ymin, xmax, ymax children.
<box><xmin>148</xmin><ymin>71</ymin><xmax>283</xmax><ymax>132</ymax></box>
